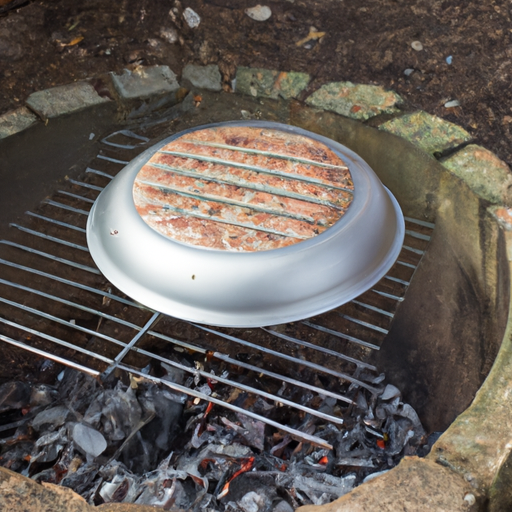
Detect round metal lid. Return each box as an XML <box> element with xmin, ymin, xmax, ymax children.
<box><xmin>87</xmin><ymin>121</ymin><xmax>405</xmax><ymax>327</ymax></box>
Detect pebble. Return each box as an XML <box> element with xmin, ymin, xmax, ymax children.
<box><xmin>404</xmin><ymin>68</ymin><xmax>415</xmax><ymax>76</ymax></box>
<box><xmin>411</xmin><ymin>40</ymin><xmax>423</xmax><ymax>51</ymax></box>
<box><xmin>446</xmin><ymin>55</ymin><xmax>453</xmax><ymax>65</ymax></box>
<box><xmin>160</xmin><ymin>27</ymin><xmax>178</xmax><ymax>44</ymax></box>
<box><xmin>183</xmin><ymin>7</ymin><xmax>201</xmax><ymax>28</ymax></box>
<box><xmin>245</xmin><ymin>5</ymin><xmax>272</xmax><ymax>21</ymax></box>
<box><xmin>464</xmin><ymin>493</ymin><xmax>476</xmax><ymax>506</ymax></box>
<box><xmin>444</xmin><ymin>100</ymin><xmax>460</xmax><ymax>108</ymax></box>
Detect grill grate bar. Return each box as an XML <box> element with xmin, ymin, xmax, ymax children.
<box><xmin>159</xmin><ymin>150</ymin><xmax>355</xmax><ymax>193</ymax></box>
<box><xmin>25</xmin><ymin>212</ymin><xmax>87</xmax><ymax>233</ymax></box>
<box><xmin>0</xmin><ymin>258</ymin><xmax>138</xmax><ymax>308</ymax></box>
<box><xmin>97</xmin><ymin>154</ymin><xmax>130</xmax><ymax>165</ymax></box>
<box><xmin>57</xmin><ymin>191</ymin><xmax>96</xmax><ymax>204</ymax></box>
<box><xmin>0</xmin><ymin>277</ymin><xmax>141</xmax><ymax>330</ymax></box>
<box><xmin>262</xmin><ymin>327</ymin><xmax>376</xmax><ymax>370</ymax></box>
<box><xmin>147</xmin><ymin>162</ymin><xmax>346</xmax><ymax>210</ymax></box>
<box><xmin>67</xmin><ymin>179</ymin><xmax>104</xmax><ymax>191</ymax></box>
<box><xmin>0</xmin><ymin>333</ymin><xmax>100</xmax><ymax>376</ymax></box>
<box><xmin>10</xmin><ymin>224</ymin><xmax>89</xmax><ymax>251</ymax></box>
<box><xmin>351</xmin><ymin>300</ymin><xmax>394</xmax><ymax>318</ymax></box>
<box><xmin>336</xmin><ymin>313</ymin><xmax>389</xmax><ymax>334</ymax></box>
<box><xmin>0</xmin><ymin>240</ymin><xmax>100</xmax><ymax>274</ymax></box>
<box><xmin>86</xmin><ymin>168</ymin><xmax>114</xmax><ymax>179</ymax></box>
<box><xmin>44</xmin><ymin>199</ymin><xmax>90</xmax><ymax>216</ymax></box>
<box><xmin>192</xmin><ymin>324</ymin><xmax>381</xmax><ymax>393</ymax></box>
<box><xmin>179</xmin><ymin>138</ymin><xmax>351</xmax><ymax>170</ymax></box>
<box><xmin>301</xmin><ymin>321</ymin><xmax>381</xmax><ymax>350</ymax></box>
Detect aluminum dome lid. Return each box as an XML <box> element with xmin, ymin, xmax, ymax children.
<box><xmin>86</xmin><ymin>121</ymin><xmax>405</xmax><ymax>327</ymax></box>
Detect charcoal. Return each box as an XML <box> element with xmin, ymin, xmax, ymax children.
<box><xmin>72</xmin><ymin>423</ymin><xmax>107</xmax><ymax>458</ymax></box>
<box><xmin>100</xmin><ymin>472</ymin><xmax>140</xmax><ymax>503</ymax></box>
<box><xmin>31</xmin><ymin>405</ymin><xmax>72</xmax><ymax>432</ymax></box>
<box><xmin>273</xmin><ymin>500</ymin><xmax>294</xmax><ymax>512</ymax></box>
<box><xmin>0</xmin><ymin>381</ymin><xmax>31</xmax><ymax>413</ymax></box>
<box><xmin>31</xmin><ymin>426</ymin><xmax>67</xmax><ymax>464</ymax></box>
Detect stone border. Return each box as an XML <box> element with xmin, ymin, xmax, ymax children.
<box><xmin>1</xmin><ymin>64</ymin><xmax>512</xmax><ymax>512</ymax></box>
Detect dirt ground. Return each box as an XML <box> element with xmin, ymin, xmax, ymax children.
<box><xmin>1</xmin><ymin>0</ymin><xmax>512</xmax><ymax>168</ymax></box>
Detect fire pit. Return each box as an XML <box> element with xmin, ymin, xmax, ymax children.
<box><xmin>0</xmin><ymin>81</ymin><xmax>510</xmax><ymax>511</ymax></box>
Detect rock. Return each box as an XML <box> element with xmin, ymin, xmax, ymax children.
<box><xmin>444</xmin><ymin>99</ymin><xmax>460</xmax><ymax>108</ymax></box>
<box><xmin>245</xmin><ymin>5</ymin><xmax>272</xmax><ymax>21</ymax></box>
<box><xmin>379</xmin><ymin>111</ymin><xmax>471</xmax><ymax>155</ymax></box>
<box><xmin>295</xmin><ymin>457</ymin><xmax>477</xmax><ymax>512</ymax></box>
<box><xmin>32</xmin><ymin>406</ymin><xmax>71</xmax><ymax>431</ymax></box>
<box><xmin>72</xmin><ymin>423</ymin><xmax>107</xmax><ymax>458</ymax></box>
<box><xmin>235</xmin><ymin>67</ymin><xmax>310</xmax><ymax>100</ymax></box>
<box><xmin>411</xmin><ymin>40</ymin><xmax>423</xmax><ymax>51</ymax></box>
<box><xmin>183</xmin><ymin>7</ymin><xmax>200</xmax><ymax>28</ymax></box>
<box><xmin>306</xmin><ymin>81</ymin><xmax>402</xmax><ymax>121</ymax></box>
<box><xmin>110</xmin><ymin>65</ymin><xmax>179</xmax><ymax>100</ymax></box>
<box><xmin>442</xmin><ymin>144</ymin><xmax>512</xmax><ymax>204</ymax></box>
<box><xmin>159</xmin><ymin>27</ymin><xmax>178</xmax><ymax>44</ymax></box>
<box><xmin>26</xmin><ymin>82</ymin><xmax>110</xmax><ymax>121</ymax></box>
<box><xmin>182</xmin><ymin>64</ymin><xmax>222</xmax><ymax>91</ymax></box>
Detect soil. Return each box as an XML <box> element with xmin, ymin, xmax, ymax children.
<box><xmin>1</xmin><ymin>0</ymin><xmax>511</xmax><ymax>166</ymax></box>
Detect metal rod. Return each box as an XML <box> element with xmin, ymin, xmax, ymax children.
<box><xmin>101</xmin><ymin>130</ymin><xmax>149</xmax><ymax>149</ymax></box>
<box><xmin>396</xmin><ymin>260</ymin><xmax>416</xmax><ymax>269</ymax></box>
<box><xmin>138</xmin><ymin>177</ymin><xmax>333</xmax><ymax>225</ymax></box>
<box><xmin>148</xmin><ymin>162</ymin><xmax>345</xmax><ymax>210</ymax></box>
<box><xmin>302</xmin><ymin>321</ymin><xmax>380</xmax><ymax>351</ymax></box>
<box><xmin>0</xmin><ymin>277</ymin><xmax>142</xmax><ymax>330</ymax></box>
<box><xmin>44</xmin><ymin>199</ymin><xmax>90</xmax><ymax>216</ymax></box>
<box><xmin>370</xmin><ymin>289</ymin><xmax>404</xmax><ymax>302</ymax></box>
<box><xmin>25</xmin><ymin>212</ymin><xmax>86</xmax><ymax>233</ymax></box>
<box><xmin>86</xmin><ymin>168</ymin><xmax>113</xmax><ymax>179</ymax></box>
<box><xmin>97</xmin><ymin>154</ymin><xmax>130</xmax><ymax>165</ymax></box>
<box><xmin>102</xmin><ymin>312</ymin><xmax>161</xmax><ymax>378</ymax></box>
<box><xmin>57</xmin><ymin>191</ymin><xmax>96</xmax><ymax>204</ymax></box>
<box><xmin>67</xmin><ymin>179</ymin><xmax>104</xmax><ymax>191</ymax></box>
<box><xmin>404</xmin><ymin>216</ymin><xmax>435</xmax><ymax>229</ymax></box>
<box><xmin>336</xmin><ymin>313</ymin><xmax>389</xmax><ymax>335</ymax></box>
<box><xmin>0</xmin><ymin>317</ymin><xmax>113</xmax><ymax>364</ymax></box>
<box><xmin>159</xmin><ymin>151</ymin><xmax>354</xmax><ymax>193</ymax></box>
<box><xmin>191</xmin><ymin>324</ymin><xmax>381</xmax><ymax>393</ymax></box>
<box><xmin>0</xmin><ymin>241</ymin><xmax>100</xmax><ymax>275</ymax></box>
<box><xmin>405</xmin><ymin>229</ymin><xmax>431</xmax><ymax>242</ymax></box>
<box><xmin>0</xmin><ymin>334</ymin><xmax>100</xmax><ymax>377</ymax></box>
<box><xmin>9</xmin><ymin>224</ymin><xmax>89</xmax><ymax>252</ymax></box>
<box><xmin>384</xmin><ymin>275</ymin><xmax>410</xmax><ymax>286</ymax></box>
<box><xmin>0</xmin><ymin>258</ymin><xmax>138</xmax><ymax>309</ymax></box>
<box><xmin>179</xmin><ymin>139</ymin><xmax>350</xmax><ymax>170</ymax></box>
<box><xmin>262</xmin><ymin>327</ymin><xmax>376</xmax><ymax>370</ymax></box>
<box><xmin>403</xmin><ymin>245</ymin><xmax>425</xmax><ymax>255</ymax></box>
<box><xmin>351</xmin><ymin>300</ymin><xmax>394</xmax><ymax>318</ymax></box>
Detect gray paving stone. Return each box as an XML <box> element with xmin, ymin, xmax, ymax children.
<box><xmin>306</xmin><ymin>81</ymin><xmax>402</xmax><ymax>121</ymax></box>
<box><xmin>0</xmin><ymin>107</ymin><xmax>38</xmax><ymax>139</ymax></box>
<box><xmin>182</xmin><ymin>64</ymin><xmax>222</xmax><ymax>91</ymax></box>
<box><xmin>235</xmin><ymin>67</ymin><xmax>310</xmax><ymax>100</ymax></box>
<box><xmin>26</xmin><ymin>82</ymin><xmax>110</xmax><ymax>121</ymax></box>
<box><xmin>442</xmin><ymin>144</ymin><xmax>512</xmax><ymax>204</ymax></box>
<box><xmin>379</xmin><ymin>111</ymin><xmax>471</xmax><ymax>156</ymax></box>
<box><xmin>111</xmin><ymin>65</ymin><xmax>179</xmax><ymax>100</ymax></box>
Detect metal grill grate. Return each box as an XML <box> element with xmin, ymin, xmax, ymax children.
<box><xmin>0</xmin><ymin>129</ymin><xmax>434</xmax><ymax>449</ymax></box>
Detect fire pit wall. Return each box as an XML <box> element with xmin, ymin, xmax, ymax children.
<box><xmin>2</xmin><ymin>69</ymin><xmax>512</xmax><ymax>510</ymax></box>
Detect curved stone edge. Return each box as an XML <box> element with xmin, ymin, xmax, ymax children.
<box><xmin>0</xmin><ymin>466</ymin><xmax>157</xmax><ymax>512</ymax></box>
<box><xmin>2</xmin><ymin>65</ymin><xmax>512</xmax><ymax>511</ymax></box>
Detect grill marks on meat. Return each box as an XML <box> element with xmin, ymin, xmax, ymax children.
<box><xmin>133</xmin><ymin>127</ymin><xmax>354</xmax><ymax>252</ymax></box>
